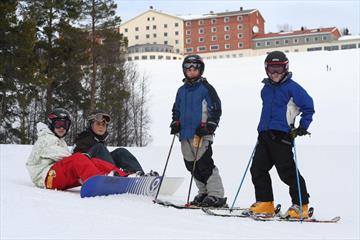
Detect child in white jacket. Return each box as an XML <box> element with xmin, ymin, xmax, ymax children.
<box><xmin>26</xmin><ymin>108</ymin><xmax>126</xmax><ymax>190</ymax></box>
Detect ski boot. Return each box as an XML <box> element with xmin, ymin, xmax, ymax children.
<box><xmin>248</xmin><ymin>201</ymin><xmax>275</xmax><ymax>217</ymax></box>
<box><xmin>190</xmin><ymin>193</ymin><xmax>208</xmax><ymax>206</ymax></box>
<box><xmin>199</xmin><ymin>195</ymin><xmax>228</xmax><ymax>208</ymax></box>
<box><xmin>285</xmin><ymin>204</ymin><xmax>309</xmax><ymax>219</ymax></box>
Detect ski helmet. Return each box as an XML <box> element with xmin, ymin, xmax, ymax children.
<box><xmin>182</xmin><ymin>54</ymin><xmax>205</xmax><ymax>78</ymax></box>
<box><xmin>87</xmin><ymin>109</ymin><xmax>111</xmax><ymax>127</ymax></box>
<box><xmin>47</xmin><ymin>108</ymin><xmax>71</xmax><ymax>136</ymax></box>
<box><xmin>264</xmin><ymin>51</ymin><xmax>289</xmax><ymax>76</ymax></box>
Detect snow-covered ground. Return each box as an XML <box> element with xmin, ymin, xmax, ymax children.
<box><xmin>1</xmin><ymin>49</ymin><xmax>359</xmax><ymax>239</ymax></box>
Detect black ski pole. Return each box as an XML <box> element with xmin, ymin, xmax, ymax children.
<box><xmin>153</xmin><ymin>134</ymin><xmax>176</xmax><ymax>202</ymax></box>
<box><xmin>229</xmin><ymin>142</ymin><xmax>257</xmax><ymax>212</ymax></box>
<box><xmin>186</xmin><ymin>137</ymin><xmax>202</xmax><ymax>206</ymax></box>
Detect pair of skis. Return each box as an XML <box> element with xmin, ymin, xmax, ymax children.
<box><xmin>154</xmin><ymin>199</ymin><xmax>340</xmax><ymax>223</ymax></box>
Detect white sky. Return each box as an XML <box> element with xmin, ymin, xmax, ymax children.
<box><xmin>115</xmin><ymin>0</ymin><xmax>360</xmax><ymax>34</ymax></box>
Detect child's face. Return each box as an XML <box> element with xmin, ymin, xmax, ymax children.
<box><xmin>185</xmin><ymin>68</ymin><xmax>200</xmax><ymax>79</ymax></box>
<box><xmin>269</xmin><ymin>72</ymin><xmax>286</xmax><ymax>83</ymax></box>
<box><xmin>91</xmin><ymin>120</ymin><xmax>107</xmax><ymax>136</ymax></box>
<box><xmin>54</xmin><ymin>127</ymin><xmax>66</xmax><ymax>138</ymax></box>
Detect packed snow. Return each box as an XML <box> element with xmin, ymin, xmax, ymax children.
<box><xmin>1</xmin><ymin>49</ymin><xmax>359</xmax><ymax>239</ymax></box>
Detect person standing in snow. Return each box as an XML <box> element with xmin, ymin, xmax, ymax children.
<box><xmin>73</xmin><ymin>110</ymin><xmax>155</xmax><ymax>176</ymax></box>
<box><xmin>26</xmin><ymin>108</ymin><xmax>127</xmax><ymax>190</ymax></box>
<box><xmin>170</xmin><ymin>55</ymin><xmax>226</xmax><ymax>208</ymax></box>
<box><xmin>248</xmin><ymin>51</ymin><xmax>315</xmax><ymax>219</ymax></box>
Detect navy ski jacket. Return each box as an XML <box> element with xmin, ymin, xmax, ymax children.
<box><xmin>257</xmin><ymin>73</ymin><xmax>315</xmax><ymax>133</ymax></box>
<box><xmin>172</xmin><ymin>77</ymin><xmax>222</xmax><ymax>140</ymax></box>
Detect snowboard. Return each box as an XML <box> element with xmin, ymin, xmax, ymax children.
<box><xmin>80</xmin><ymin>175</ymin><xmax>184</xmax><ymax>198</ymax></box>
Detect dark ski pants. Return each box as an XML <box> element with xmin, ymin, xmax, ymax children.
<box><xmin>250</xmin><ymin>131</ymin><xmax>309</xmax><ymax>205</ymax></box>
<box><xmin>88</xmin><ymin>143</ymin><xmax>144</xmax><ymax>173</ymax></box>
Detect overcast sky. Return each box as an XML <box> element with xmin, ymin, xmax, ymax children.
<box><xmin>115</xmin><ymin>0</ymin><xmax>360</xmax><ymax>34</ymax></box>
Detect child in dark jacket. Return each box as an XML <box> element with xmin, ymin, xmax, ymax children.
<box><xmin>73</xmin><ymin>110</ymin><xmax>149</xmax><ymax>175</ymax></box>
<box><xmin>170</xmin><ymin>55</ymin><xmax>226</xmax><ymax>208</ymax></box>
<box><xmin>248</xmin><ymin>51</ymin><xmax>315</xmax><ymax>219</ymax></box>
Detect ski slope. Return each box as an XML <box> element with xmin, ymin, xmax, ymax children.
<box><xmin>1</xmin><ymin>49</ymin><xmax>359</xmax><ymax>239</ymax></box>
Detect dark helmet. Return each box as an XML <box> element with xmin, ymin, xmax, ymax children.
<box><xmin>47</xmin><ymin>108</ymin><xmax>71</xmax><ymax>135</ymax></box>
<box><xmin>87</xmin><ymin>109</ymin><xmax>111</xmax><ymax>127</ymax></box>
<box><xmin>182</xmin><ymin>54</ymin><xmax>205</xmax><ymax>78</ymax></box>
<box><xmin>264</xmin><ymin>51</ymin><xmax>289</xmax><ymax>74</ymax></box>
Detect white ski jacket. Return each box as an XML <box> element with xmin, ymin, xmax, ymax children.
<box><xmin>26</xmin><ymin>123</ymin><xmax>71</xmax><ymax>188</ymax></box>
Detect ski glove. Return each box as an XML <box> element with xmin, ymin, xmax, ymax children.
<box><xmin>195</xmin><ymin>122</ymin><xmax>217</xmax><ymax>137</ymax></box>
<box><xmin>290</xmin><ymin>126</ymin><xmax>309</xmax><ymax>139</ymax></box>
<box><xmin>170</xmin><ymin>120</ymin><xmax>180</xmax><ymax>134</ymax></box>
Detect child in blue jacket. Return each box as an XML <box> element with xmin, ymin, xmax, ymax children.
<box><xmin>249</xmin><ymin>51</ymin><xmax>315</xmax><ymax>219</ymax></box>
<box><xmin>170</xmin><ymin>55</ymin><xmax>226</xmax><ymax>208</ymax></box>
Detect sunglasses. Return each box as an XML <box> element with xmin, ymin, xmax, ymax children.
<box><xmin>183</xmin><ymin>62</ymin><xmax>202</xmax><ymax>70</ymax></box>
<box><xmin>53</xmin><ymin>119</ymin><xmax>71</xmax><ymax>129</ymax></box>
<box><xmin>89</xmin><ymin>113</ymin><xmax>111</xmax><ymax>124</ymax></box>
<box><xmin>266</xmin><ymin>64</ymin><xmax>287</xmax><ymax>74</ymax></box>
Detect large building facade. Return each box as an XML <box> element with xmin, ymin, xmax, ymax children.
<box><xmin>119</xmin><ymin>7</ymin><xmax>360</xmax><ymax>61</ymax></box>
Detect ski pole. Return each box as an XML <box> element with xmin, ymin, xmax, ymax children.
<box><xmin>186</xmin><ymin>137</ymin><xmax>202</xmax><ymax>206</ymax></box>
<box><xmin>153</xmin><ymin>134</ymin><xmax>176</xmax><ymax>202</ymax></box>
<box><xmin>229</xmin><ymin>142</ymin><xmax>257</xmax><ymax>212</ymax></box>
<box><xmin>293</xmin><ymin>139</ymin><xmax>303</xmax><ymax>222</ymax></box>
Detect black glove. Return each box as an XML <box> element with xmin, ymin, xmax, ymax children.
<box><xmin>290</xmin><ymin>126</ymin><xmax>309</xmax><ymax>139</ymax></box>
<box><xmin>195</xmin><ymin>122</ymin><xmax>217</xmax><ymax>137</ymax></box>
<box><xmin>170</xmin><ymin>120</ymin><xmax>180</xmax><ymax>134</ymax></box>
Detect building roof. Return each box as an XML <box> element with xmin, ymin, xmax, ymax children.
<box><xmin>178</xmin><ymin>8</ymin><xmax>262</xmax><ymax>21</ymax></box>
<box><xmin>120</xmin><ymin>9</ymin><xmax>183</xmax><ymax>27</ymax></box>
<box><xmin>253</xmin><ymin>27</ymin><xmax>340</xmax><ymax>40</ymax></box>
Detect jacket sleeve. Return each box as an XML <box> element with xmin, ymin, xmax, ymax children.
<box><xmin>292</xmin><ymin>83</ymin><xmax>315</xmax><ymax>130</ymax></box>
<box><xmin>203</xmin><ymin>81</ymin><xmax>222</xmax><ymax>127</ymax></box>
<box><xmin>73</xmin><ymin>131</ymin><xmax>96</xmax><ymax>153</ymax></box>
<box><xmin>39</xmin><ymin>136</ymin><xmax>71</xmax><ymax>162</ymax></box>
<box><xmin>171</xmin><ymin>88</ymin><xmax>181</xmax><ymax>122</ymax></box>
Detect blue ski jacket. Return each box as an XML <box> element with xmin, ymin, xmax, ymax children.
<box><xmin>172</xmin><ymin>77</ymin><xmax>222</xmax><ymax>140</ymax></box>
<box><xmin>257</xmin><ymin>73</ymin><xmax>315</xmax><ymax>133</ymax></box>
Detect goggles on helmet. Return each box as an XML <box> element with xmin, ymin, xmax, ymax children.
<box><xmin>183</xmin><ymin>62</ymin><xmax>202</xmax><ymax>70</ymax></box>
<box><xmin>53</xmin><ymin>119</ymin><xmax>71</xmax><ymax>129</ymax></box>
<box><xmin>88</xmin><ymin>113</ymin><xmax>111</xmax><ymax>124</ymax></box>
<box><xmin>266</xmin><ymin>64</ymin><xmax>287</xmax><ymax>74</ymax></box>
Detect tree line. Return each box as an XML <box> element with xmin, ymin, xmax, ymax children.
<box><xmin>0</xmin><ymin>0</ymin><xmax>151</xmax><ymax>146</ymax></box>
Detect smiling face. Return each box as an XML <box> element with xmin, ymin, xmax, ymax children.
<box><xmin>53</xmin><ymin>127</ymin><xmax>66</xmax><ymax>138</ymax></box>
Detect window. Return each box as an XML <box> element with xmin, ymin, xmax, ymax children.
<box><xmin>146</xmin><ymin>26</ymin><xmax>150</xmax><ymax>30</ymax></box>
<box><xmin>210</xmin><ymin>45</ymin><xmax>219</xmax><ymax>50</ymax></box>
<box><xmin>238</xmin><ymin>42</ymin><xmax>244</xmax><ymax>48</ymax></box>
<box><xmin>164</xmin><ymin>41</ymin><xmax>168</xmax><ymax>45</ymax></box>
<box><xmin>153</xmin><ymin>33</ymin><xmax>157</xmax><ymax>38</ymax></box>
<box><xmin>147</xmin><ymin>17</ymin><xmax>150</xmax><ymax>21</ymax></box>
<box><xmin>224</xmin><ymin>25</ymin><xmax>230</xmax><ymax>31</ymax></box>
<box><xmin>166</xmin><ymin>56</ymin><xmax>171</xmax><ymax>60</ymax></box>
<box><xmin>211</xmin><ymin>18</ymin><xmax>216</xmax><ymax>24</ymax></box>
<box><xmin>175</xmin><ymin>22</ymin><xmax>179</xmax><ymax>27</ymax></box>
<box><xmin>198</xmin><ymin>28</ymin><xmax>204</xmax><ymax>34</ymax></box>
<box><xmin>341</xmin><ymin>44</ymin><xmax>356</xmax><ymax>50</ymax></box>
<box><xmin>275</xmin><ymin>40</ymin><xmax>280</xmax><ymax>45</ymax></box>
<box><xmin>266</xmin><ymin>41</ymin><xmax>271</xmax><ymax>46</ymax></box>
<box><xmin>237</xmin><ymin>16</ymin><xmax>243</xmax><ymax>22</ymax></box>
<box><xmin>307</xmin><ymin>47</ymin><xmax>322</xmax><ymax>51</ymax></box>
<box><xmin>224</xmin><ymin>17</ymin><xmax>230</xmax><ymax>23</ymax></box>
<box><xmin>158</xmin><ymin>55</ymin><xmax>164</xmax><ymax>59</ymax></box>
<box><xmin>322</xmin><ymin>36</ymin><xmax>328</xmax><ymax>41</ymax></box>
<box><xmin>124</xmin><ymin>28</ymin><xmax>128</xmax><ymax>32</ymax></box>
<box><xmin>237</xmin><ymin>24</ymin><xmax>243</xmax><ymax>31</ymax></box>
<box><xmin>225</xmin><ymin>44</ymin><xmax>230</xmax><ymax>49</ymax></box>
<box><xmin>146</xmin><ymin>34</ymin><xmax>150</xmax><ymax>39</ymax></box>
<box><xmin>135</xmin><ymin>35</ymin><xmax>139</xmax><ymax>40</ymax></box>
<box><xmin>142</xmin><ymin>55</ymin><xmax>148</xmax><ymax>60</ymax></box>
<box><xmin>135</xmin><ymin>27</ymin><xmax>139</xmax><ymax>31</ymax></box>
<box><xmin>256</xmin><ymin>42</ymin><xmax>261</xmax><ymax>47</ymax></box>
<box><xmin>314</xmin><ymin>37</ymin><xmax>319</xmax><ymax>41</ymax></box>
<box><xmin>175</xmin><ymin>40</ymin><xmax>179</xmax><ymax>44</ymax></box>
<box><xmin>324</xmin><ymin>45</ymin><xmax>339</xmax><ymax>51</ymax></box>
<box><xmin>186</xmin><ymin>30</ymin><xmax>191</xmax><ymax>35</ymax></box>
<box><xmin>224</xmin><ymin>34</ymin><xmax>230</xmax><ymax>40</ymax></box>
<box><xmin>284</xmin><ymin>39</ymin><xmax>289</xmax><ymax>45</ymax></box>
<box><xmin>153</xmin><ymin>25</ymin><xmax>156</xmax><ymax>30</ymax></box>
<box><xmin>211</xmin><ymin>35</ymin><xmax>217</xmax><ymax>41</ymax></box>
<box><xmin>164</xmin><ymin>24</ymin><xmax>168</xmax><ymax>28</ymax></box>
<box><xmin>238</xmin><ymin>33</ymin><xmax>243</xmax><ymax>39</ymax></box>
<box><xmin>198</xmin><ymin>20</ymin><xmax>204</xmax><ymax>25</ymax></box>
<box><xmin>164</xmin><ymin>32</ymin><xmax>168</xmax><ymax>37</ymax></box>
<box><xmin>293</xmin><ymin>38</ymin><xmax>299</xmax><ymax>44</ymax></box>
<box><xmin>127</xmin><ymin>57</ymin><xmax>132</xmax><ymax>61</ymax></box>
<box><xmin>198</xmin><ymin>37</ymin><xmax>204</xmax><ymax>42</ymax></box>
<box><xmin>175</xmin><ymin>31</ymin><xmax>179</xmax><ymax>36</ymax></box>
<box><xmin>134</xmin><ymin>56</ymin><xmax>139</xmax><ymax>60</ymax></box>
<box><xmin>197</xmin><ymin>46</ymin><xmax>206</xmax><ymax>52</ymax></box>
<box><xmin>152</xmin><ymin>17</ymin><xmax>155</xmax><ymax>21</ymax></box>
<box><xmin>150</xmin><ymin>55</ymin><xmax>156</xmax><ymax>59</ymax></box>
<box><xmin>211</xmin><ymin>27</ymin><xmax>217</xmax><ymax>33</ymax></box>
<box><xmin>305</xmin><ymin>37</ymin><xmax>310</xmax><ymax>43</ymax></box>
<box><xmin>186</xmin><ymin>38</ymin><xmax>191</xmax><ymax>44</ymax></box>
<box><xmin>176</xmin><ymin>49</ymin><xmax>180</xmax><ymax>53</ymax></box>
<box><xmin>186</xmin><ymin>21</ymin><xmax>191</xmax><ymax>27</ymax></box>
<box><xmin>186</xmin><ymin>47</ymin><xmax>193</xmax><ymax>53</ymax></box>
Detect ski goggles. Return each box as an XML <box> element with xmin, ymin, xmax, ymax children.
<box><xmin>183</xmin><ymin>62</ymin><xmax>202</xmax><ymax>70</ymax></box>
<box><xmin>53</xmin><ymin>119</ymin><xmax>71</xmax><ymax>129</ymax></box>
<box><xmin>266</xmin><ymin>64</ymin><xmax>287</xmax><ymax>74</ymax></box>
<box><xmin>88</xmin><ymin>113</ymin><xmax>111</xmax><ymax>124</ymax></box>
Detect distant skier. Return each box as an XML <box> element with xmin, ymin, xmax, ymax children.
<box><xmin>26</xmin><ymin>108</ymin><xmax>127</xmax><ymax>190</ymax></box>
<box><xmin>73</xmin><ymin>110</ymin><xmax>156</xmax><ymax>176</ymax></box>
<box><xmin>248</xmin><ymin>51</ymin><xmax>315</xmax><ymax>219</ymax></box>
<box><xmin>170</xmin><ymin>55</ymin><xmax>226</xmax><ymax>207</ymax></box>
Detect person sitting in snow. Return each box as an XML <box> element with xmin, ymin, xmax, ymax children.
<box><xmin>248</xmin><ymin>51</ymin><xmax>315</xmax><ymax>219</ymax></box>
<box><xmin>26</xmin><ymin>108</ymin><xmax>127</xmax><ymax>190</ymax></box>
<box><xmin>170</xmin><ymin>54</ymin><xmax>227</xmax><ymax>208</ymax></box>
<box><xmin>73</xmin><ymin>110</ymin><xmax>156</xmax><ymax>176</ymax></box>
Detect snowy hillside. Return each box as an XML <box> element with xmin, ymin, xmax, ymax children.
<box><xmin>1</xmin><ymin>49</ymin><xmax>359</xmax><ymax>239</ymax></box>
